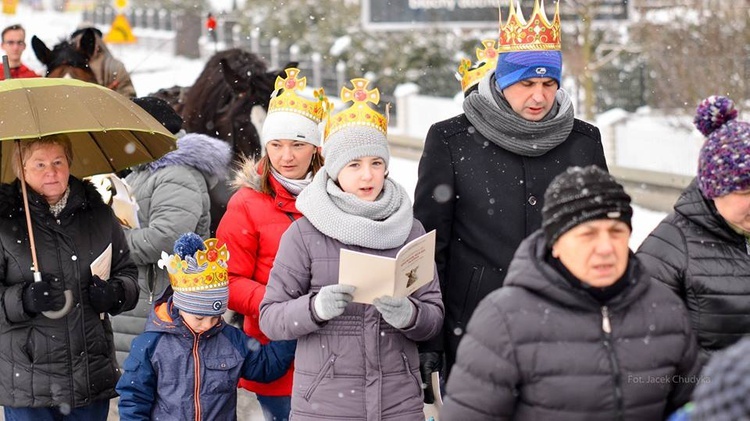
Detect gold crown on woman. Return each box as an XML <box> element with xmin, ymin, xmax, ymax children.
<box><xmin>157</xmin><ymin>238</ymin><xmax>229</xmax><ymax>292</ymax></box>
<box><xmin>457</xmin><ymin>40</ymin><xmax>499</xmax><ymax>92</ymax></box>
<box><xmin>268</xmin><ymin>68</ymin><xmax>328</xmax><ymax>123</ymax></box>
<box><xmin>498</xmin><ymin>0</ymin><xmax>561</xmax><ymax>53</ymax></box>
<box><xmin>323</xmin><ymin>78</ymin><xmax>389</xmax><ymax>140</ymax></box>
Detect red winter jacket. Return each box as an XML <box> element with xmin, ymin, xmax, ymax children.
<box><xmin>0</xmin><ymin>64</ymin><xmax>39</xmax><ymax>79</ymax></box>
<box><xmin>216</xmin><ymin>163</ymin><xmax>301</xmax><ymax>396</ymax></box>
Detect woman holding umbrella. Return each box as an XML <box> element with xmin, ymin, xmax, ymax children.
<box><xmin>0</xmin><ymin>135</ymin><xmax>138</xmax><ymax>420</ymax></box>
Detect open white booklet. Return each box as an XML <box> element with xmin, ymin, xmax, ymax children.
<box><xmin>338</xmin><ymin>230</ymin><xmax>436</xmax><ymax>304</ymax></box>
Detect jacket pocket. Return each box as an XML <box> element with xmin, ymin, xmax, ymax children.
<box><xmin>400</xmin><ymin>352</ymin><xmax>423</xmax><ymax>399</ymax></box>
<box><xmin>204</xmin><ymin>356</ymin><xmax>242</xmax><ymax>394</ymax></box>
<box><xmin>303</xmin><ymin>353</ymin><xmax>337</xmax><ymax>402</ymax></box>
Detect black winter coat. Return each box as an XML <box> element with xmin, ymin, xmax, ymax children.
<box><xmin>441</xmin><ymin>231</ymin><xmax>700</xmax><ymax>421</ymax></box>
<box><xmin>414</xmin><ymin>112</ymin><xmax>608</xmax><ymax>368</ymax></box>
<box><xmin>0</xmin><ymin>177</ymin><xmax>138</xmax><ymax>408</ymax></box>
<box><xmin>637</xmin><ymin>180</ymin><xmax>750</xmax><ymax>367</ymax></box>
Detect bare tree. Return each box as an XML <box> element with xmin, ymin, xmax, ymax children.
<box><xmin>631</xmin><ymin>0</ymin><xmax>749</xmax><ymax>110</ymax></box>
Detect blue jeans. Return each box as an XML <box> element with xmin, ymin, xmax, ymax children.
<box><xmin>256</xmin><ymin>394</ymin><xmax>291</xmax><ymax>421</ymax></box>
<box><xmin>4</xmin><ymin>399</ymin><xmax>109</xmax><ymax>421</ymax></box>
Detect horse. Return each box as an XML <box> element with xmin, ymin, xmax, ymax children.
<box><xmin>152</xmin><ymin>49</ymin><xmax>296</xmax><ymax>161</ymax></box>
<box><xmin>30</xmin><ymin>27</ymin><xmax>98</xmax><ymax>83</ymax></box>
<box><xmin>150</xmin><ymin>49</ymin><xmax>296</xmax><ymax>238</ymax></box>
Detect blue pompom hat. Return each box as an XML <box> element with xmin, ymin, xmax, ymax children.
<box><xmin>495</xmin><ymin>50</ymin><xmax>562</xmax><ymax>91</ymax></box>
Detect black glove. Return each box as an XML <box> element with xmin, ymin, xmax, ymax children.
<box><xmin>419</xmin><ymin>351</ymin><xmax>443</xmax><ymax>404</ymax></box>
<box><xmin>89</xmin><ymin>276</ymin><xmax>125</xmax><ymax>314</ymax></box>
<box><xmin>22</xmin><ymin>274</ymin><xmax>66</xmax><ymax>315</ymax></box>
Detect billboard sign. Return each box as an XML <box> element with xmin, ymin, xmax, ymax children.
<box><xmin>362</xmin><ymin>0</ymin><xmax>629</xmax><ymax>30</ymax></box>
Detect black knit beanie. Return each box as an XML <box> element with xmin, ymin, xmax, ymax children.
<box><xmin>542</xmin><ymin>165</ymin><xmax>632</xmax><ymax>248</ymax></box>
<box><xmin>133</xmin><ymin>96</ymin><xmax>184</xmax><ymax>135</ymax></box>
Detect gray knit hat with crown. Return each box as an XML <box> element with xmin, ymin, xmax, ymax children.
<box><xmin>322</xmin><ymin>125</ymin><xmax>390</xmax><ymax>179</ymax></box>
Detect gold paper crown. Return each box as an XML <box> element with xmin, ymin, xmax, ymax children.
<box><xmin>498</xmin><ymin>0</ymin><xmax>561</xmax><ymax>53</ymax></box>
<box><xmin>457</xmin><ymin>40</ymin><xmax>499</xmax><ymax>92</ymax></box>
<box><xmin>268</xmin><ymin>68</ymin><xmax>328</xmax><ymax>123</ymax></box>
<box><xmin>324</xmin><ymin>78</ymin><xmax>388</xmax><ymax>140</ymax></box>
<box><xmin>158</xmin><ymin>238</ymin><xmax>229</xmax><ymax>292</ymax></box>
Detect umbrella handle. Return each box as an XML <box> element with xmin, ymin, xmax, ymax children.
<box><xmin>31</xmin><ymin>272</ymin><xmax>74</xmax><ymax>319</ymax></box>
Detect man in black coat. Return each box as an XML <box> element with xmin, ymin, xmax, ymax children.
<box><xmin>414</xmin><ymin>2</ymin><xmax>608</xmax><ymax>395</ymax></box>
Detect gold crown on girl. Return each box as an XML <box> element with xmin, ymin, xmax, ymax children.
<box><xmin>157</xmin><ymin>238</ymin><xmax>229</xmax><ymax>292</ymax></box>
<box><xmin>324</xmin><ymin>78</ymin><xmax>389</xmax><ymax>140</ymax></box>
<box><xmin>457</xmin><ymin>40</ymin><xmax>499</xmax><ymax>92</ymax></box>
<box><xmin>498</xmin><ymin>0</ymin><xmax>561</xmax><ymax>53</ymax></box>
<box><xmin>268</xmin><ymin>68</ymin><xmax>328</xmax><ymax>123</ymax></box>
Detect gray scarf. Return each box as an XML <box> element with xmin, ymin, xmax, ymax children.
<box><xmin>270</xmin><ymin>168</ymin><xmax>312</xmax><ymax>197</ymax></box>
<box><xmin>296</xmin><ymin>171</ymin><xmax>413</xmax><ymax>250</ymax></box>
<box><xmin>463</xmin><ymin>72</ymin><xmax>575</xmax><ymax>157</ymax></box>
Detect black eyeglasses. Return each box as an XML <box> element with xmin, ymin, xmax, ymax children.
<box><xmin>3</xmin><ymin>40</ymin><xmax>25</xmax><ymax>46</ymax></box>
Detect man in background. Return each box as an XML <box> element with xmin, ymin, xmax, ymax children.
<box><xmin>0</xmin><ymin>24</ymin><xmax>39</xmax><ymax>79</ymax></box>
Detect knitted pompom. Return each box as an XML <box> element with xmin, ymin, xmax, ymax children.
<box><xmin>694</xmin><ymin>95</ymin><xmax>739</xmax><ymax>136</ymax></box>
<box><xmin>173</xmin><ymin>232</ymin><xmax>205</xmax><ymax>259</ymax></box>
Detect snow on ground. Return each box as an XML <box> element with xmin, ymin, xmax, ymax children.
<box><xmin>1</xmin><ymin>4</ymin><xmax>668</xmax><ymax>250</ymax></box>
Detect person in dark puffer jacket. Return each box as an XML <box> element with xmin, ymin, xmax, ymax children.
<box><xmin>637</xmin><ymin>96</ymin><xmax>750</xmax><ymax>369</ymax></box>
<box><xmin>442</xmin><ymin>166</ymin><xmax>700</xmax><ymax>421</ymax></box>
<box><xmin>0</xmin><ymin>136</ymin><xmax>138</xmax><ymax>420</ymax></box>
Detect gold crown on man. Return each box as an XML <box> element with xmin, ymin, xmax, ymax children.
<box><xmin>268</xmin><ymin>68</ymin><xmax>328</xmax><ymax>123</ymax></box>
<box><xmin>158</xmin><ymin>238</ymin><xmax>229</xmax><ymax>292</ymax></box>
<box><xmin>457</xmin><ymin>40</ymin><xmax>499</xmax><ymax>92</ymax></box>
<box><xmin>324</xmin><ymin>78</ymin><xmax>388</xmax><ymax>140</ymax></box>
<box><xmin>498</xmin><ymin>0</ymin><xmax>561</xmax><ymax>53</ymax></box>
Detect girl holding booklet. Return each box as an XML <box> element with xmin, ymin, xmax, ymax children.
<box><xmin>259</xmin><ymin>78</ymin><xmax>444</xmax><ymax>421</ymax></box>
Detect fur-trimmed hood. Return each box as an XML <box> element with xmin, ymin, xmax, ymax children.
<box><xmin>141</xmin><ymin>133</ymin><xmax>232</xmax><ymax>178</ymax></box>
<box><xmin>0</xmin><ymin>177</ymin><xmax>106</xmax><ymax>219</ymax></box>
<box><xmin>231</xmin><ymin>155</ymin><xmax>262</xmax><ymax>192</ymax></box>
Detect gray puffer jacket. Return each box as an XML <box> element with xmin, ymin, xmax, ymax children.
<box><xmin>113</xmin><ymin>133</ymin><xmax>231</xmax><ymax>366</ymax></box>
<box><xmin>442</xmin><ymin>230</ymin><xmax>700</xmax><ymax>421</ymax></box>
<box><xmin>637</xmin><ymin>180</ymin><xmax>750</xmax><ymax>368</ymax></box>
<box><xmin>260</xmin><ymin>217</ymin><xmax>444</xmax><ymax>421</ymax></box>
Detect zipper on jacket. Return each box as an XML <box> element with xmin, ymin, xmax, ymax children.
<box><xmin>400</xmin><ymin>352</ymin><xmax>423</xmax><ymax>397</ymax></box>
<box><xmin>189</xmin><ymin>329</ymin><xmax>202</xmax><ymax>421</ymax></box>
<box><xmin>601</xmin><ymin>306</ymin><xmax>624</xmax><ymax>421</ymax></box>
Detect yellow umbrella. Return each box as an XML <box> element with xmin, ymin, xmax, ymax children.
<box><xmin>0</xmin><ymin>78</ymin><xmax>176</xmax><ymax>182</ymax></box>
<box><xmin>0</xmin><ymin>78</ymin><xmax>177</xmax><ymax>318</ymax></box>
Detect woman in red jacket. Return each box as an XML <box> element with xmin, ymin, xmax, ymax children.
<box><xmin>216</xmin><ymin>68</ymin><xmax>326</xmax><ymax>421</ymax></box>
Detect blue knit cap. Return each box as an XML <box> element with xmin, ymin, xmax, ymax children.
<box><xmin>495</xmin><ymin>50</ymin><xmax>562</xmax><ymax>91</ymax></box>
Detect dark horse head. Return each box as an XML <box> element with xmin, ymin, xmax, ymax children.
<box><xmin>179</xmin><ymin>49</ymin><xmax>296</xmax><ymax>161</ymax></box>
<box><xmin>30</xmin><ymin>28</ymin><xmax>98</xmax><ymax>83</ymax></box>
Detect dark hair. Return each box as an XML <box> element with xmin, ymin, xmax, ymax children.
<box><xmin>2</xmin><ymin>24</ymin><xmax>24</xmax><ymax>42</ymax></box>
<box><xmin>258</xmin><ymin>149</ymin><xmax>324</xmax><ymax>195</ymax></box>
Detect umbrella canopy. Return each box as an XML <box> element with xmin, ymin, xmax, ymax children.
<box><xmin>0</xmin><ymin>78</ymin><xmax>176</xmax><ymax>183</ymax></box>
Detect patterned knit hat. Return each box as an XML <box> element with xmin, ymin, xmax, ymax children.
<box><xmin>690</xmin><ymin>337</ymin><xmax>750</xmax><ymax>420</ymax></box>
<box><xmin>322</xmin><ymin>78</ymin><xmax>390</xmax><ymax>179</ymax></box>
<box><xmin>157</xmin><ymin>233</ymin><xmax>229</xmax><ymax>316</ymax></box>
<box><xmin>542</xmin><ymin>165</ymin><xmax>632</xmax><ymax>248</ymax></box>
<box><xmin>694</xmin><ymin>96</ymin><xmax>750</xmax><ymax>199</ymax></box>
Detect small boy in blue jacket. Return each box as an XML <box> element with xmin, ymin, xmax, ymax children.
<box><xmin>116</xmin><ymin>233</ymin><xmax>295</xmax><ymax>420</ymax></box>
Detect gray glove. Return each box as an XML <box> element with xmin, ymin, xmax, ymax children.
<box><xmin>313</xmin><ymin>284</ymin><xmax>356</xmax><ymax>321</ymax></box>
<box><xmin>373</xmin><ymin>296</ymin><xmax>415</xmax><ymax>329</ymax></box>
